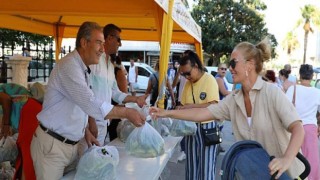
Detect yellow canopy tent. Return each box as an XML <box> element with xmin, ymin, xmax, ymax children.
<box><xmin>0</xmin><ymin>0</ymin><xmax>202</xmax><ymax>108</ymax></box>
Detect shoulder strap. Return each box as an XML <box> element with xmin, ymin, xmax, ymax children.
<box><xmin>191</xmin><ymin>84</ymin><xmax>195</xmax><ymax>104</ymax></box>
<box><xmin>153</xmin><ymin>73</ymin><xmax>158</xmax><ymax>82</ymax></box>
<box><xmin>292</xmin><ymin>85</ymin><xmax>296</xmax><ymax>106</ymax></box>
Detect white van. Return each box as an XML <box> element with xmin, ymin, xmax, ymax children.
<box><xmin>123</xmin><ymin>62</ymin><xmax>155</xmax><ymax>92</ymax></box>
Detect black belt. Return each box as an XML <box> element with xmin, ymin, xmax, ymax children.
<box><xmin>40</xmin><ymin>124</ymin><xmax>79</xmax><ymax>145</ymax></box>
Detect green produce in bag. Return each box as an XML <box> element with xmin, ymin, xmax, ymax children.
<box><xmin>75</xmin><ymin>145</ymin><xmax>119</xmax><ymax>180</ymax></box>
<box><xmin>116</xmin><ymin>120</ymin><xmax>135</xmax><ymax>142</ymax></box>
<box><xmin>169</xmin><ymin>118</ymin><xmax>197</xmax><ymax>137</ymax></box>
<box><xmin>125</xmin><ymin>123</ymin><xmax>164</xmax><ymax>158</ymax></box>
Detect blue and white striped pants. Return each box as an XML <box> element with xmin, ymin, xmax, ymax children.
<box><xmin>185</xmin><ymin>122</ymin><xmax>218</xmax><ymax>180</ymax></box>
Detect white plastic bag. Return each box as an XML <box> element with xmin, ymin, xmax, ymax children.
<box><xmin>125</xmin><ymin>102</ymin><xmax>141</xmax><ymax>111</ymax></box>
<box><xmin>160</xmin><ymin>124</ymin><xmax>170</xmax><ymax>137</ymax></box>
<box><xmin>148</xmin><ymin>120</ymin><xmax>170</xmax><ymax>137</ymax></box>
<box><xmin>147</xmin><ymin>115</ymin><xmax>172</xmax><ymax>137</ymax></box>
<box><xmin>169</xmin><ymin>119</ymin><xmax>197</xmax><ymax>137</ymax></box>
<box><xmin>0</xmin><ymin>161</ymin><xmax>14</xmax><ymax>179</ymax></box>
<box><xmin>160</xmin><ymin>117</ymin><xmax>173</xmax><ymax>128</ymax></box>
<box><xmin>0</xmin><ymin>136</ymin><xmax>18</xmax><ymax>163</ymax></box>
<box><xmin>116</xmin><ymin>120</ymin><xmax>136</xmax><ymax>142</ymax></box>
<box><xmin>149</xmin><ymin>119</ymin><xmax>162</xmax><ymax>135</ymax></box>
<box><xmin>158</xmin><ymin>117</ymin><xmax>172</xmax><ymax>137</ymax></box>
<box><xmin>125</xmin><ymin>123</ymin><xmax>164</xmax><ymax>158</ymax></box>
<box><xmin>74</xmin><ymin>145</ymin><xmax>119</xmax><ymax>180</ymax></box>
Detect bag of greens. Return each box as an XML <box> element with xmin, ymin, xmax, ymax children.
<box><xmin>75</xmin><ymin>145</ymin><xmax>119</xmax><ymax>180</ymax></box>
<box><xmin>125</xmin><ymin>123</ymin><xmax>164</xmax><ymax>158</ymax></box>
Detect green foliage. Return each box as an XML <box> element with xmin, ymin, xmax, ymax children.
<box><xmin>282</xmin><ymin>31</ymin><xmax>299</xmax><ymax>55</ymax></box>
<box><xmin>0</xmin><ymin>28</ymin><xmax>53</xmax><ymax>47</ymax></box>
<box><xmin>239</xmin><ymin>0</ymin><xmax>267</xmax><ymax>10</ymax></box>
<box><xmin>296</xmin><ymin>4</ymin><xmax>320</xmax><ymax>64</ymax></box>
<box><xmin>191</xmin><ymin>0</ymin><xmax>277</xmax><ymax>65</ymax></box>
<box><xmin>301</xmin><ymin>4</ymin><xmax>317</xmax><ymax>21</ymax></box>
<box><xmin>219</xmin><ymin>55</ymin><xmax>228</xmax><ymax>63</ymax></box>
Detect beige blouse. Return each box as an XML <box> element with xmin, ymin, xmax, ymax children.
<box><xmin>207</xmin><ymin>76</ymin><xmax>304</xmax><ymax>178</ymax></box>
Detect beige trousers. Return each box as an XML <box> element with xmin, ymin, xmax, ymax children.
<box><xmin>30</xmin><ymin>126</ymin><xmax>78</xmax><ymax>180</ymax></box>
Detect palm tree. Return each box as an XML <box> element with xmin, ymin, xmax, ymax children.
<box><xmin>282</xmin><ymin>31</ymin><xmax>299</xmax><ymax>55</ymax></box>
<box><xmin>296</xmin><ymin>4</ymin><xmax>320</xmax><ymax>64</ymax></box>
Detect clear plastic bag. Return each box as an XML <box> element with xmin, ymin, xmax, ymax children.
<box><xmin>125</xmin><ymin>103</ymin><xmax>141</xmax><ymax>111</ymax></box>
<box><xmin>148</xmin><ymin>120</ymin><xmax>170</xmax><ymax>137</ymax></box>
<box><xmin>160</xmin><ymin>124</ymin><xmax>170</xmax><ymax>137</ymax></box>
<box><xmin>116</xmin><ymin>120</ymin><xmax>136</xmax><ymax>143</ymax></box>
<box><xmin>149</xmin><ymin>119</ymin><xmax>162</xmax><ymax>135</ymax></box>
<box><xmin>169</xmin><ymin>119</ymin><xmax>197</xmax><ymax>137</ymax></box>
<box><xmin>0</xmin><ymin>135</ymin><xmax>18</xmax><ymax>163</ymax></box>
<box><xmin>125</xmin><ymin>123</ymin><xmax>165</xmax><ymax>158</ymax></box>
<box><xmin>160</xmin><ymin>117</ymin><xmax>173</xmax><ymax>128</ymax></box>
<box><xmin>147</xmin><ymin>115</ymin><xmax>172</xmax><ymax>138</ymax></box>
<box><xmin>0</xmin><ymin>161</ymin><xmax>14</xmax><ymax>179</ymax></box>
<box><xmin>140</xmin><ymin>105</ymin><xmax>150</xmax><ymax>117</ymax></box>
<box><xmin>74</xmin><ymin>145</ymin><xmax>119</xmax><ymax>180</ymax></box>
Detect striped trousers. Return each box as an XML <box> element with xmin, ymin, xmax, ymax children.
<box><xmin>185</xmin><ymin>122</ymin><xmax>218</xmax><ymax>180</ymax></box>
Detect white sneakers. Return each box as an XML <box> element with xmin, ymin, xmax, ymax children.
<box><xmin>177</xmin><ymin>151</ymin><xmax>186</xmax><ymax>161</ymax></box>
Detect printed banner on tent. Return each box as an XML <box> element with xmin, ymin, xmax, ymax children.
<box><xmin>155</xmin><ymin>0</ymin><xmax>202</xmax><ymax>43</ymax></box>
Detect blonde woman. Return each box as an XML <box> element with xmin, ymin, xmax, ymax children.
<box><xmin>151</xmin><ymin>38</ymin><xmax>304</xmax><ymax>179</ymax></box>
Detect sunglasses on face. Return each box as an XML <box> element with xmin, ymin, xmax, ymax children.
<box><xmin>219</xmin><ymin>68</ymin><xmax>227</xmax><ymax>71</ymax></box>
<box><xmin>110</xmin><ymin>34</ymin><xmax>121</xmax><ymax>43</ymax></box>
<box><xmin>229</xmin><ymin>58</ymin><xmax>239</xmax><ymax>69</ymax></box>
<box><xmin>180</xmin><ymin>67</ymin><xmax>193</xmax><ymax>77</ymax></box>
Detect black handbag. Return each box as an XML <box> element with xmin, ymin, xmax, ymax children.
<box><xmin>191</xmin><ymin>84</ymin><xmax>222</xmax><ymax>146</ymax></box>
<box><xmin>201</xmin><ymin>122</ymin><xmax>222</xmax><ymax>146</ymax></box>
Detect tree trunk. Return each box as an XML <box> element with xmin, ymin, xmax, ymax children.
<box><xmin>303</xmin><ymin>30</ymin><xmax>309</xmax><ymax>64</ymax></box>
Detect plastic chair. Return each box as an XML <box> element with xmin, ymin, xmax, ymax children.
<box><xmin>13</xmin><ymin>98</ymin><xmax>42</xmax><ymax>180</ymax></box>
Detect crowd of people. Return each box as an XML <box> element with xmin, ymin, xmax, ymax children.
<box><xmin>1</xmin><ymin>21</ymin><xmax>320</xmax><ymax>180</ymax></box>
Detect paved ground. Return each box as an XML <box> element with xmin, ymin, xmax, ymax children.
<box><xmin>163</xmin><ymin>121</ymin><xmax>235</xmax><ymax>180</ymax></box>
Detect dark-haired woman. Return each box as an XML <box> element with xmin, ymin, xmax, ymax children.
<box><xmin>263</xmin><ymin>70</ymin><xmax>282</xmax><ymax>88</ymax></box>
<box><xmin>279</xmin><ymin>69</ymin><xmax>295</xmax><ymax>92</ymax></box>
<box><xmin>286</xmin><ymin>64</ymin><xmax>320</xmax><ymax>180</ymax></box>
<box><xmin>151</xmin><ymin>38</ymin><xmax>305</xmax><ymax>179</ymax></box>
<box><xmin>176</xmin><ymin>51</ymin><xmax>219</xmax><ymax>180</ymax></box>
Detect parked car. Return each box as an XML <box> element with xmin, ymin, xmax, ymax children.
<box><xmin>205</xmin><ymin>66</ymin><xmax>233</xmax><ymax>90</ymax></box>
<box><xmin>123</xmin><ymin>62</ymin><xmax>155</xmax><ymax>92</ymax></box>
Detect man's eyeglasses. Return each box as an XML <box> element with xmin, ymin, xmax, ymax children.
<box><xmin>180</xmin><ymin>67</ymin><xmax>193</xmax><ymax>77</ymax></box>
<box><xmin>229</xmin><ymin>58</ymin><xmax>239</xmax><ymax>69</ymax></box>
<box><xmin>110</xmin><ymin>34</ymin><xmax>121</xmax><ymax>43</ymax></box>
<box><xmin>219</xmin><ymin>68</ymin><xmax>227</xmax><ymax>71</ymax></box>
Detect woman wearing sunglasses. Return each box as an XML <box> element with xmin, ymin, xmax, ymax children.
<box><xmin>150</xmin><ymin>38</ymin><xmax>304</xmax><ymax>179</ymax></box>
<box><xmin>175</xmin><ymin>50</ymin><xmax>220</xmax><ymax>180</ymax></box>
